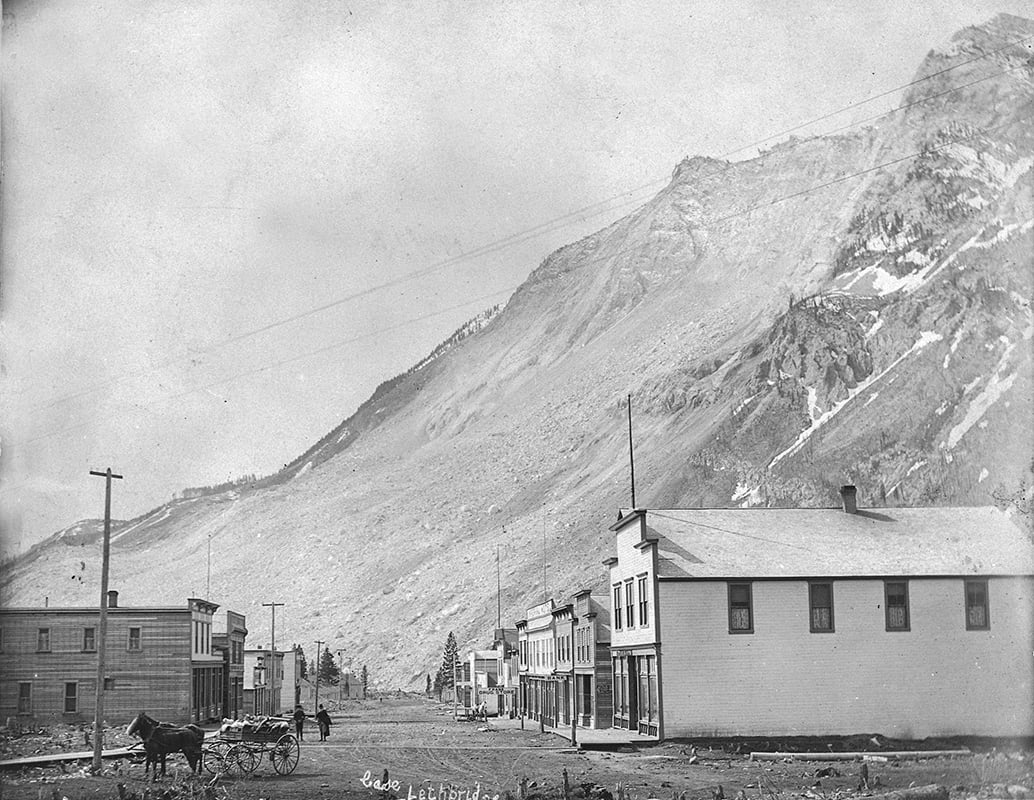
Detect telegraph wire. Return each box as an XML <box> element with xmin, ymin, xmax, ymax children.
<box><xmin>13</xmin><ymin>287</ymin><xmax>513</xmax><ymax>450</ymax></box>
<box><xmin>647</xmin><ymin>510</ymin><xmax>817</xmax><ymax>553</ymax></box>
<box><xmin>23</xmin><ymin>33</ymin><xmax>1033</xmax><ymax>416</ymax></box>
<box><xmin>8</xmin><ymin>112</ymin><xmax>1022</xmax><ymax>460</ymax></box>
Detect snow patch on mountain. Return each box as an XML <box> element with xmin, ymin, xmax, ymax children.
<box><xmin>945</xmin><ymin>339</ymin><xmax>1020</xmax><ymax>450</ymax></box>
<box><xmin>768</xmin><ymin>331</ymin><xmax>944</xmax><ymax>468</ymax></box>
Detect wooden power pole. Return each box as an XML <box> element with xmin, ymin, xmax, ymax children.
<box><xmin>89</xmin><ymin>467</ymin><xmax>123</xmax><ymax>774</ymax></box>
<box><xmin>262</xmin><ymin>602</ymin><xmax>285</xmax><ymax>715</ymax></box>
<box><xmin>314</xmin><ymin>639</ymin><xmax>325</xmax><ymax>713</ymax></box>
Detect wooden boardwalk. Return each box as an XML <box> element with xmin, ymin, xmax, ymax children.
<box><xmin>0</xmin><ymin>745</ymin><xmax>140</xmax><ymax>770</ymax></box>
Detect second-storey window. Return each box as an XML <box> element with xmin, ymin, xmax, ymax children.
<box><xmin>37</xmin><ymin>628</ymin><xmax>51</xmax><ymax>652</ymax></box>
<box><xmin>965</xmin><ymin>580</ymin><xmax>989</xmax><ymax>630</ymax></box>
<box><xmin>128</xmin><ymin>627</ymin><xmax>142</xmax><ymax>650</ymax></box>
<box><xmin>613</xmin><ymin>584</ymin><xmax>623</xmax><ymax>630</ymax></box>
<box><xmin>83</xmin><ymin>627</ymin><xmax>97</xmax><ymax>652</ymax></box>
<box><xmin>728</xmin><ymin>582</ymin><xmax>753</xmax><ymax>633</ymax></box>
<box><xmin>885</xmin><ymin>581</ymin><xmax>909</xmax><ymax>631</ymax></box>
<box><xmin>624</xmin><ymin>579</ymin><xmax>634</xmax><ymax>629</ymax></box>
<box><xmin>810</xmin><ymin>582</ymin><xmax>834</xmax><ymax>632</ymax></box>
<box><xmin>638</xmin><ymin>575</ymin><xmax>649</xmax><ymax>626</ymax></box>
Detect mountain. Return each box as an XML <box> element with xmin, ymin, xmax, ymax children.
<box><xmin>3</xmin><ymin>15</ymin><xmax>1032</xmax><ymax>690</ymax></box>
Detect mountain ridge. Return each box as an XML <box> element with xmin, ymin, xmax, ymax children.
<box><xmin>3</xmin><ymin>15</ymin><xmax>1032</xmax><ymax>689</ymax></box>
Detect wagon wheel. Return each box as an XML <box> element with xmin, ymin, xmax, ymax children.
<box><xmin>271</xmin><ymin>734</ymin><xmax>300</xmax><ymax>775</ymax></box>
<box><xmin>203</xmin><ymin>740</ymin><xmax>232</xmax><ymax>775</ymax></box>
<box><xmin>224</xmin><ymin>743</ymin><xmax>258</xmax><ymax>777</ymax></box>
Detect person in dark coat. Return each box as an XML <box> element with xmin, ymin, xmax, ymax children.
<box><xmin>315</xmin><ymin>704</ymin><xmax>333</xmax><ymax>741</ymax></box>
<box><xmin>292</xmin><ymin>705</ymin><xmax>307</xmax><ymax>740</ymax></box>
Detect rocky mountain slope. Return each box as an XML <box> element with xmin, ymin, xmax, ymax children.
<box><xmin>3</xmin><ymin>15</ymin><xmax>1032</xmax><ymax>690</ymax></box>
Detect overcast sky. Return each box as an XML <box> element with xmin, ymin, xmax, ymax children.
<box><xmin>1</xmin><ymin>0</ymin><xmax>1029</xmax><ymax>554</ymax></box>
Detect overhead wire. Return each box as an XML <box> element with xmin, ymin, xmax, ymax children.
<box><xmin>21</xmin><ymin>32</ymin><xmax>1034</xmax><ymax>416</ymax></box>
<box><xmin>9</xmin><ymin>111</ymin><xmax>1022</xmax><ymax>459</ymax></box>
<box><xmin>5</xmin><ymin>33</ymin><xmax>1032</xmax><ymax>476</ymax></box>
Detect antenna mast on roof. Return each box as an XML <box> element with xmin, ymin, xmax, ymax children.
<box><xmin>627</xmin><ymin>394</ymin><xmax>636</xmax><ymax>508</ymax></box>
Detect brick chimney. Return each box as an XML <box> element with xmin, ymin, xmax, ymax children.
<box><xmin>107</xmin><ymin>590</ymin><xmax>119</xmax><ymax>608</ymax></box>
<box><xmin>839</xmin><ymin>485</ymin><xmax>858</xmax><ymax>514</ymax></box>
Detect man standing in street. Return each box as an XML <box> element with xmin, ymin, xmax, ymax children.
<box><xmin>315</xmin><ymin>704</ymin><xmax>333</xmax><ymax>741</ymax></box>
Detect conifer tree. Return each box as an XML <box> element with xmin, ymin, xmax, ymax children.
<box><xmin>436</xmin><ymin>631</ymin><xmax>459</xmax><ymax>691</ymax></box>
<box><xmin>361</xmin><ymin>664</ymin><xmax>369</xmax><ymax>698</ymax></box>
<box><xmin>318</xmin><ymin>647</ymin><xmax>340</xmax><ymax>685</ymax></box>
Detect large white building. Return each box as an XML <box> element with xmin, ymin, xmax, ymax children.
<box><xmin>605</xmin><ymin>486</ymin><xmax>1034</xmax><ymax>740</ymax></box>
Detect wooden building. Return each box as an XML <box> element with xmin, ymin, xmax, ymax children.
<box><xmin>243</xmin><ymin>648</ymin><xmax>284</xmax><ymax>715</ymax></box>
<box><xmin>0</xmin><ymin>592</ymin><xmax>238</xmax><ymax>724</ymax></box>
<box><xmin>213</xmin><ymin>610</ymin><xmax>248</xmax><ymax>720</ymax></box>
<box><xmin>516</xmin><ymin>599</ymin><xmax>557</xmax><ymax>727</ymax></box>
<box><xmin>516</xmin><ymin>592</ymin><xmax>612</xmax><ymax>732</ymax></box>
<box><xmin>606</xmin><ymin>488</ymin><xmax>1034</xmax><ymax>741</ymax></box>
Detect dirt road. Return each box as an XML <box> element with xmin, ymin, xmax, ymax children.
<box><xmin>2</xmin><ymin>697</ymin><xmax>1029</xmax><ymax>800</ymax></box>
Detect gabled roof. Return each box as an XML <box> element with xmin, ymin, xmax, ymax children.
<box><xmin>631</xmin><ymin>507</ymin><xmax>1033</xmax><ymax>579</ymax></box>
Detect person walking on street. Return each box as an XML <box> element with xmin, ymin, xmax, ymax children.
<box><xmin>292</xmin><ymin>705</ymin><xmax>307</xmax><ymax>741</ymax></box>
<box><xmin>316</xmin><ymin>704</ymin><xmax>333</xmax><ymax>741</ymax></box>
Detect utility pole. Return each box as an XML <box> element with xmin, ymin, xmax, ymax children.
<box><xmin>496</xmin><ymin>543</ymin><xmax>502</xmax><ymax>630</ymax></box>
<box><xmin>314</xmin><ymin>640</ymin><xmax>325</xmax><ymax>713</ymax></box>
<box><xmin>570</xmin><ymin>612</ymin><xmax>577</xmax><ymax>747</ymax></box>
<box><xmin>89</xmin><ymin>467</ymin><xmax>123</xmax><ymax>774</ymax></box>
<box><xmin>262</xmin><ymin>602</ymin><xmax>284</xmax><ymax>715</ymax></box>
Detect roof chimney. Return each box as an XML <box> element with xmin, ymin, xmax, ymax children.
<box><xmin>107</xmin><ymin>590</ymin><xmax>119</xmax><ymax>608</ymax></box>
<box><xmin>839</xmin><ymin>485</ymin><xmax>857</xmax><ymax>514</ymax></box>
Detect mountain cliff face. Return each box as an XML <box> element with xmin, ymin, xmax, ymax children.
<box><xmin>4</xmin><ymin>15</ymin><xmax>1032</xmax><ymax>691</ymax></box>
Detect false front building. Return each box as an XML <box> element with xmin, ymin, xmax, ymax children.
<box><xmin>0</xmin><ymin>592</ymin><xmax>238</xmax><ymax>724</ymax></box>
<box><xmin>605</xmin><ymin>487</ymin><xmax>1034</xmax><ymax>740</ymax></box>
<box><xmin>515</xmin><ymin>590</ymin><xmax>613</xmax><ymax>733</ymax></box>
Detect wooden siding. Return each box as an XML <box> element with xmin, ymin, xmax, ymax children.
<box><xmin>0</xmin><ymin>609</ymin><xmax>195</xmax><ymax>724</ymax></box>
<box><xmin>609</xmin><ymin>518</ymin><xmax>657</xmax><ymax>649</ymax></box>
<box><xmin>659</xmin><ymin>576</ymin><xmax>1034</xmax><ymax>738</ymax></box>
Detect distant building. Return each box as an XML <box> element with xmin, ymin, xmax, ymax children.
<box><xmin>0</xmin><ymin>592</ymin><xmax>235</xmax><ymax>724</ymax></box>
<box><xmin>515</xmin><ymin>594</ymin><xmax>611</xmax><ymax>732</ymax></box>
<box><xmin>570</xmin><ymin>590</ymin><xmax>612</xmax><ymax>729</ymax></box>
<box><xmin>243</xmin><ymin>648</ymin><xmax>284</xmax><ymax>716</ymax></box>
<box><xmin>213</xmin><ymin>610</ymin><xmax>248</xmax><ymax>720</ymax></box>
<box><xmin>605</xmin><ymin>487</ymin><xmax>1034</xmax><ymax>740</ymax></box>
<box><xmin>459</xmin><ymin>628</ymin><xmax>519</xmax><ymax>717</ymax></box>
<box><xmin>516</xmin><ymin>599</ymin><xmax>557</xmax><ymax>727</ymax></box>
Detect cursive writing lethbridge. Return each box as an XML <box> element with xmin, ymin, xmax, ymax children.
<box><xmin>361</xmin><ymin>770</ymin><xmax>501</xmax><ymax>800</ymax></box>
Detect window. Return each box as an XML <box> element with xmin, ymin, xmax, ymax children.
<box><xmin>810</xmin><ymin>582</ymin><xmax>834</xmax><ymax>632</ymax></box>
<box><xmin>638</xmin><ymin>575</ymin><xmax>649</xmax><ymax>626</ymax></box>
<box><xmin>728</xmin><ymin>582</ymin><xmax>753</xmax><ymax>633</ymax></box>
<box><xmin>64</xmin><ymin>682</ymin><xmax>78</xmax><ymax>713</ymax></box>
<box><xmin>613</xmin><ymin>584</ymin><xmax>623</xmax><ymax>630</ymax></box>
<box><xmin>128</xmin><ymin>627</ymin><xmax>142</xmax><ymax>650</ymax></box>
<box><xmin>624</xmin><ymin>579</ymin><xmax>634</xmax><ymax>629</ymax></box>
<box><xmin>885</xmin><ymin>581</ymin><xmax>909</xmax><ymax>631</ymax></box>
<box><xmin>104</xmin><ymin>677</ymin><xmax>116</xmax><ymax>690</ymax></box>
<box><xmin>83</xmin><ymin>627</ymin><xmax>96</xmax><ymax>652</ymax></box>
<box><xmin>0</xmin><ymin>627</ymin><xmax>4</xmax><ymax>652</ymax></box>
<box><xmin>18</xmin><ymin>682</ymin><xmax>32</xmax><ymax>714</ymax></box>
<box><xmin>37</xmin><ymin>628</ymin><xmax>51</xmax><ymax>652</ymax></box>
<box><xmin>965</xmin><ymin>580</ymin><xmax>989</xmax><ymax>630</ymax></box>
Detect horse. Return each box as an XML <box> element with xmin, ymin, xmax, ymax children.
<box><xmin>126</xmin><ymin>712</ymin><xmax>205</xmax><ymax>779</ymax></box>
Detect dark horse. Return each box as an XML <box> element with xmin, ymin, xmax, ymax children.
<box><xmin>126</xmin><ymin>712</ymin><xmax>204</xmax><ymax>779</ymax></box>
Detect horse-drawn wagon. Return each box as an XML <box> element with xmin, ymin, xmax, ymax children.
<box><xmin>203</xmin><ymin>716</ymin><xmax>300</xmax><ymax>777</ymax></box>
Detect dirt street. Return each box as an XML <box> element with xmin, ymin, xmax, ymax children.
<box><xmin>2</xmin><ymin>697</ymin><xmax>1031</xmax><ymax>800</ymax></box>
